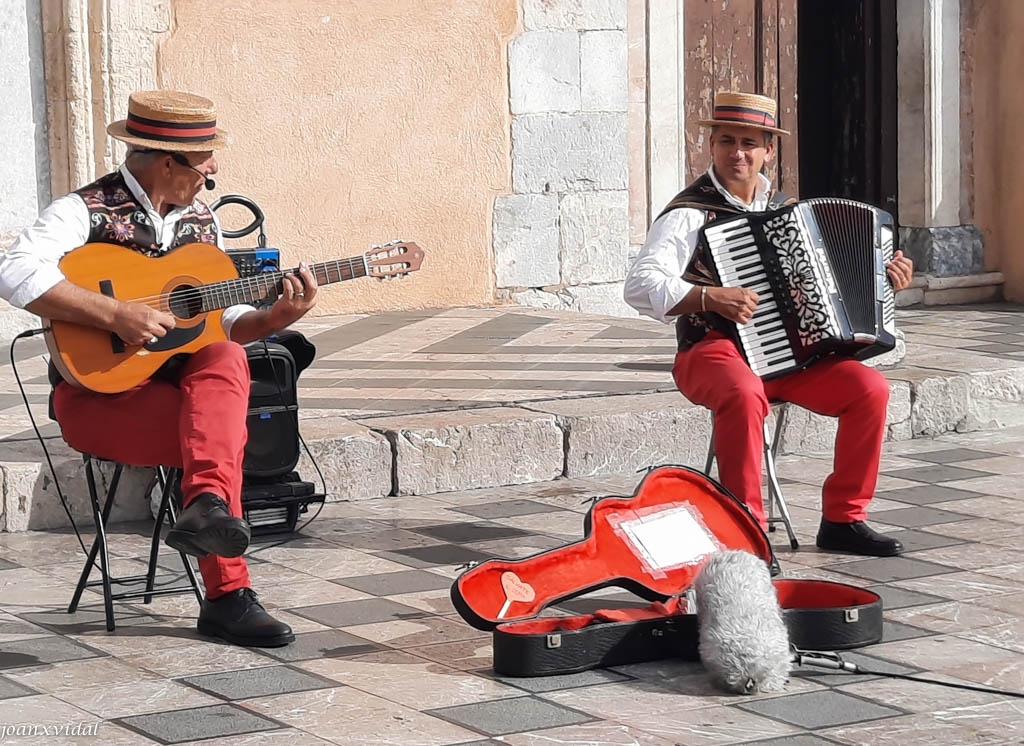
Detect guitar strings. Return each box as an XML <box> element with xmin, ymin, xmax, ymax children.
<box><xmin>124</xmin><ymin>256</ymin><xmax>375</xmax><ymax>308</ymax></box>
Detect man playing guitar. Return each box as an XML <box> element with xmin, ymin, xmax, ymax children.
<box><xmin>0</xmin><ymin>90</ymin><xmax>309</xmax><ymax>647</ymax></box>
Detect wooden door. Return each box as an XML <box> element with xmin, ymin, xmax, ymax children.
<box><xmin>796</xmin><ymin>0</ymin><xmax>899</xmax><ymax>217</ymax></box>
<box><xmin>683</xmin><ymin>0</ymin><xmax>799</xmax><ymax>194</ymax></box>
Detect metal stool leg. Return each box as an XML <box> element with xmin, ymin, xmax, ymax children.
<box><xmin>142</xmin><ymin>467</ymin><xmax>171</xmax><ymax>604</ymax></box>
<box><xmin>143</xmin><ymin>467</ymin><xmax>202</xmax><ymax>604</ymax></box>
<box><xmin>705</xmin><ymin>406</ymin><xmax>800</xmax><ymax>549</ymax></box>
<box><xmin>764</xmin><ymin>407</ymin><xmax>799</xmax><ymax>549</ymax></box>
<box><xmin>68</xmin><ymin>461</ymin><xmax>111</xmax><ymax>616</ymax></box>
<box><xmin>166</xmin><ymin>495</ymin><xmax>204</xmax><ymax>604</ymax></box>
<box><xmin>70</xmin><ymin>459</ymin><xmax>205</xmax><ymax>628</ymax></box>
<box><xmin>69</xmin><ymin>456</ymin><xmax>122</xmax><ymax>631</ymax></box>
<box><xmin>762</xmin><ymin>420</ymin><xmax>777</xmax><ymax>531</ymax></box>
<box><xmin>161</xmin><ymin>467</ymin><xmax>204</xmax><ymax>603</ymax></box>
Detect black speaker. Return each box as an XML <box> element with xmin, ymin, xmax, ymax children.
<box><xmin>242</xmin><ymin>342</ymin><xmax>300</xmax><ymax>481</ymax></box>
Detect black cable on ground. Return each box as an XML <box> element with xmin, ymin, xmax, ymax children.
<box><xmin>793</xmin><ymin>648</ymin><xmax>1024</xmax><ymax>700</ymax></box>
<box><xmin>9</xmin><ymin>329</ymin><xmax>87</xmax><ymax>557</ymax></box>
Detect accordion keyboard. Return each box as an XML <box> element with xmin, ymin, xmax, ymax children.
<box><xmin>704</xmin><ymin>219</ymin><xmax>798</xmax><ymax>377</ymax></box>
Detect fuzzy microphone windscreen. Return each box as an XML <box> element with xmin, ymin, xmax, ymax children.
<box><xmin>693</xmin><ymin>549</ymin><xmax>791</xmax><ymax>694</ymax></box>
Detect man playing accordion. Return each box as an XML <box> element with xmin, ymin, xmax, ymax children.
<box><xmin>624</xmin><ymin>91</ymin><xmax>914</xmax><ymax>559</ymax></box>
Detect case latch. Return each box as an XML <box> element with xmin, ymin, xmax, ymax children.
<box><xmin>844</xmin><ymin>608</ymin><xmax>859</xmax><ymax>623</ymax></box>
<box><xmin>546</xmin><ymin>634</ymin><xmax>562</xmax><ymax>649</ymax></box>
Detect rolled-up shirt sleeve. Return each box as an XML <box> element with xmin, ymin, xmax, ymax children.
<box><xmin>209</xmin><ymin>210</ymin><xmax>258</xmax><ymax>338</ymax></box>
<box><xmin>0</xmin><ymin>194</ymin><xmax>90</xmax><ymax>308</ymax></box>
<box><xmin>221</xmin><ymin>304</ymin><xmax>258</xmax><ymax>338</ymax></box>
<box><xmin>623</xmin><ymin>207</ymin><xmax>706</xmax><ymax>324</ymax></box>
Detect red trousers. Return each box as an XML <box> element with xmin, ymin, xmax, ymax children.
<box><xmin>673</xmin><ymin>332</ymin><xmax>889</xmax><ymax>527</ymax></box>
<box><xmin>54</xmin><ymin>341</ymin><xmax>251</xmax><ymax>599</ymax></box>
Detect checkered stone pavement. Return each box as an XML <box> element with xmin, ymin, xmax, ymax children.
<box><xmin>2</xmin><ymin>424</ymin><xmax>1024</xmax><ymax>745</ymax></box>
<box><xmin>3</xmin><ymin>302</ymin><xmax>1024</xmax><ymax>743</ymax></box>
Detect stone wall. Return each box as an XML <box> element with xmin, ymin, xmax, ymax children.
<box><xmin>0</xmin><ymin>0</ymin><xmax>52</xmax><ymax>341</ymax></box>
<box><xmin>896</xmin><ymin>0</ymin><xmax>990</xmax><ymax>293</ymax></box>
<box><xmin>0</xmin><ymin>0</ymin><xmax>49</xmax><ymax>245</ymax></box>
<box><xmin>972</xmin><ymin>0</ymin><xmax>1024</xmax><ymax>301</ymax></box>
<box><xmin>0</xmin><ymin>0</ymin><xmax>169</xmax><ymax>341</ymax></box>
<box><xmin>494</xmin><ymin>0</ymin><xmax>639</xmax><ymax>318</ymax></box>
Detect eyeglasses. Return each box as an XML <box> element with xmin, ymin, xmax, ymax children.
<box><xmin>135</xmin><ymin>149</ymin><xmax>203</xmax><ymax>170</ymax></box>
<box><xmin>168</xmin><ymin>152</ymin><xmax>195</xmax><ymax>170</ymax></box>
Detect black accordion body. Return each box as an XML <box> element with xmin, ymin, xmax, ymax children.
<box><xmin>696</xmin><ymin>198</ymin><xmax>897</xmax><ymax>379</ymax></box>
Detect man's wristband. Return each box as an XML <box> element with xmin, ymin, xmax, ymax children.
<box><xmin>700</xmin><ymin>286</ymin><xmax>707</xmax><ymax>312</ymax></box>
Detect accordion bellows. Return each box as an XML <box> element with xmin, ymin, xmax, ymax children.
<box><xmin>696</xmin><ymin>198</ymin><xmax>898</xmax><ymax>379</ymax></box>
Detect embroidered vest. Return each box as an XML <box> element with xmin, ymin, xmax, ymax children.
<box><xmin>75</xmin><ymin>171</ymin><xmax>217</xmax><ymax>256</ymax></box>
<box><xmin>657</xmin><ymin>173</ymin><xmax>794</xmax><ymax>352</ymax></box>
<box><xmin>48</xmin><ymin>172</ymin><xmax>220</xmax><ymax>392</ymax></box>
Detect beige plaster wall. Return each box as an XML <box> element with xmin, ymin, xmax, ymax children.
<box><xmin>158</xmin><ymin>0</ymin><xmax>519</xmax><ymax>315</ymax></box>
<box><xmin>973</xmin><ymin>0</ymin><xmax>1024</xmax><ymax>298</ymax></box>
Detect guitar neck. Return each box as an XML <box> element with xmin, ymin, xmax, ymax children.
<box><xmin>200</xmin><ymin>256</ymin><xmax>368</xmax><ymax>311</ymax></box>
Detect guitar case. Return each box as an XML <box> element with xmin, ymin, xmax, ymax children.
<box><xmin>450</xmin><ymin>465</ymin><xmax>883</xmax><ymax>677</ymax></box>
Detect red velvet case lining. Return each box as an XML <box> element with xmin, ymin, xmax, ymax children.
<box><xmin>452</xmin><ymin>466</ymin><xmax>772</xmax><ymax>629</ymax></box>
<box><xmin>772</xmin><ymin>579</ymin><xmax>880</xmax><ymax>609</ymax></box>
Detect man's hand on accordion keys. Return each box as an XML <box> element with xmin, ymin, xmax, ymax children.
<box><xmin>706</xmin><ymin>286</ymin><xmax>760</xmax><ymax>325</ymax></box>
<box><xmin>885</xmin><ymin>250</ymin><xmax>914</xmax><ymax>291</ymax></box>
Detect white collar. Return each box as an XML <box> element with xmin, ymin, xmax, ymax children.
<box><xmin>706</xmin><ymin>166</ymin><xmax>772</xmax><ymax>211</ymax></box>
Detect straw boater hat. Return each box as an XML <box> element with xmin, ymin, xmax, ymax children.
<box><xmin>107</xmin><ymin>90</ymin><xmax>231</xmax><ymax>151</ymax></box>
<box><xmin>697</xmin><ymin>91</ymin><xmax>790</xmax><ymax>136</ymax></box>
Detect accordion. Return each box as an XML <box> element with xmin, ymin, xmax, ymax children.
<box><xmin>694</xmin><ymin>198</ymin><xmax>897</xmax><ymax>379</ymax></box>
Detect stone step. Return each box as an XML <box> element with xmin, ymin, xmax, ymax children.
<box><xmin>897</xmin><ymin>271</ymin><xmax>1005</xmax><ymax>307</ymax></box>
<box><xmin>5</xmin><ymin>360</ymin><xmax>1024</xmax><ymax>531</ymax></box>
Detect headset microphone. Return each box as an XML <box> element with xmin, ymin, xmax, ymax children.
<box><xmin>186</xmin><ymin>165</ymin><xmax>215</xmax><ymax>191</ymax></box>
<box><xmin>169</xmin><ymin>152</ymin><xmax>215</xmax><ymax>190</ymax></box>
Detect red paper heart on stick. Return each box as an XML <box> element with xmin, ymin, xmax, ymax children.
<box><xmin>501</xmin><ymin>571</ymin><xmax>536</xmax><ymax>603</ymax></box>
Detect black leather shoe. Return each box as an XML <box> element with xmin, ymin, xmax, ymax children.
<box><xmin>196</xmin><ymin>588</ymin><xmax>295</xmax><ymax>647</ymax></box>
<box><xmin>816</xmin><ymin>519</ymin><xmax>903</xmax><ymax>557</ymax></box>
<box><xmin>769</xmin><ymin>555</ymin><xmax>782</xmax><ymax>577</ymax></box>
<box><xmin>166</xmin><ymin>492</ymin><xmax>250</xmax><ymax>559</ymax></box>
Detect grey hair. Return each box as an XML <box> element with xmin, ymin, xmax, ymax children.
<box><xmin>125</xmin><ymin>146</ymin><xmax>166</xmax><ymax>165</ymax></box>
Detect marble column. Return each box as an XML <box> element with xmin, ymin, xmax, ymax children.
<box><xmin>897</xmin><ymin>0</ymin><xmax>982</xmax><ymax>277</ymax></box>
<box><xmin>39</xmin><ymin>0</ymin><xmax>169</xmax><ymax>196</ymax></box>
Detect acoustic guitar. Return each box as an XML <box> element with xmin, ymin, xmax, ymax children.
<box><xmin>45</xmin><ymin>239</ymin><xmax>424</xmax><ymax>393</ymax></box>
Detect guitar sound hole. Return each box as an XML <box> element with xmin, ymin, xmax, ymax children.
<box><xmin>168</xmin><ymin>284</ymin><xmax>204</xmax><ymax>319</ymax></box>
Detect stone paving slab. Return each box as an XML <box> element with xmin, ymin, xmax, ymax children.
<box><xmin>3</xmin><ymin>303</ymin><xmax>1024</xmax><ymax>529</ymax></box>
<box><xmin>1</xmin><ymin>425</ymin><xmax>1024</xmax><ymax>741</ymax></box>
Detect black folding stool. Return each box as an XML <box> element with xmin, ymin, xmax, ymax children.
<box><xmin>704</xmin><ymin>401</ymin><xmax>800</xmax><ymax>549</ymax></box>
<box><xmin>68</xmin><ymin>454</ymin><xmax>203</xmax><ymax>631</ymax></box>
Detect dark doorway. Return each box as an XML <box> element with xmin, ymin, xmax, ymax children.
<box><xmin>797</xmin><ymin>0</ymin><xmax>898</xmax><ymax>220</ymax></box>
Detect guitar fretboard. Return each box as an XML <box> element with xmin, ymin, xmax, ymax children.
<box><xmin>198</xmin><ymin>257</ymin><xmax>369</xmax><ymax>311</ymax></box>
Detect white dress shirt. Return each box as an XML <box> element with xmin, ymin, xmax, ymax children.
<box><xmin>623</xmin><ymin>167</ymin><xmax>773</xmax><ymax>324</ymax></box>
<box><xmin>0</xmin><ymin>164</ymin><xmax>256</xmax><ymax>336</ymax></box>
